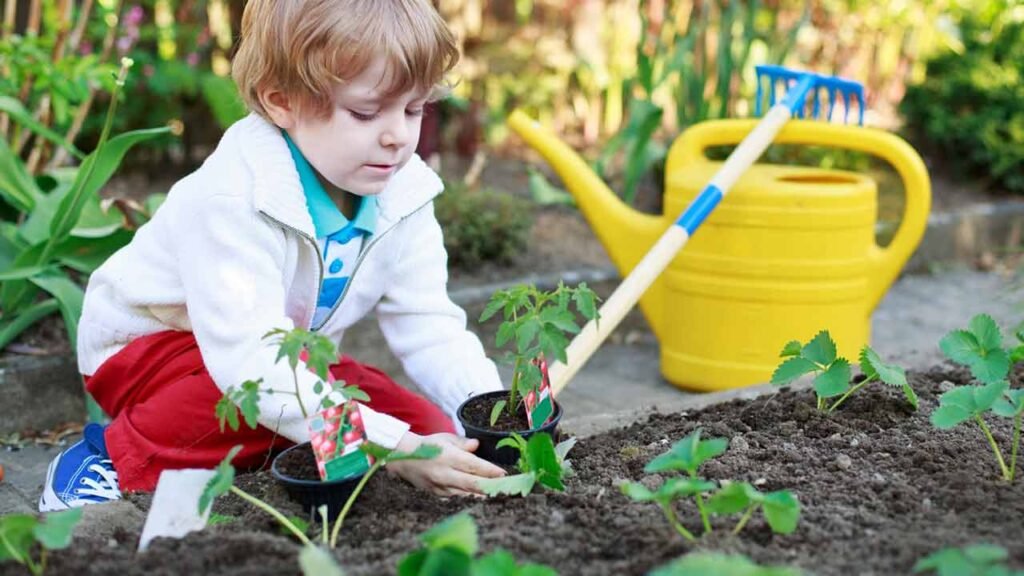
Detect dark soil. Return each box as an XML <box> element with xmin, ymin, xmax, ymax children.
<box><xmin>461</xmin><ymin>392</ymin><xmax>533</xmax><ymax>432</ymax></box>
<box><xmin>275</xmin><ymin>444</ymin><xmax>320</xmax><ymax>482</ymax></box>
<box><xmin>8</xmin><ymin>365</ymin><xmax>1023</xmax><ymax>576</ymax></box>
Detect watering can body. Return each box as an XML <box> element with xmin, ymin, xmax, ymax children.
<box><xmin>507</xmin><ymin>112</ymin><xmax>931</xmax><ymax>392</ymax></box>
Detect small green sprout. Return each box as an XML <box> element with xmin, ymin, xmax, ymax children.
<box><xmin>771</xmin><ymin>331</ymin><xmax>917</xmax><ymax>413</ymax></box>
<box><xmin>621</xmin><ymin>429</ymin><xmax>800</xmax><ymax>542</ymax></box>
<box><xmin>477</xmin><ymin>433</ymin><xmax>576</xmax><ymax>496</ymax></box>
<box><xmin>931</xmin><ymin>314</ymin><xmax>1024</xmax><ymax>482</ymax></box>
<box><xmin>215</xmin><ymin>328</ymin><xmax>370</xmax><ymax>431</ymax></box>
<box><xmin>199</xmin><ymin>443</ymin><xmax>439</xmax><ymax>550</ymax></box>
<box><xmin>913</xmin><ymin>543</ymin><xmax>1024</xmax><ymax>576</ymax></box>
<box><xmin>480</xmin><ymin>282</ymin><xmax>599</xmax><ymax>426</ymax></box>
<box><xmin>397</xmin><ymin>513</ymin><xmax>557</xmax><ymax>576</ymax></box>
<box><xmin>0</xmin><ymin>509</ymin><xmax>82</xmax><ymax>576</ymax></box>
<box><xmin>649</xmin><ymin>552</ymin><xmax>803</xmax><ymax>576</ymax></box>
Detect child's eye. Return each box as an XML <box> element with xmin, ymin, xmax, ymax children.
<box><xmin>406</xmin><ymin>108</ymin><xmax>424</xmax><ymax>117</ymax></box>
<box><xmin>348</xmin><ymin>109</ymin><xmax>378</xmax><ymax>122</ymax></box>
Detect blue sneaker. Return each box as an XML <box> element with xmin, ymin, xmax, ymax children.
<box><xmin>38</xmin><ymin>423</ymin><xmax>122</xmax><ymax>512</ymax></box>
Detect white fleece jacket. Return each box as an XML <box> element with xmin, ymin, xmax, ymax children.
<box><xmin>77</xmin><ymin>113</ymin><xmax>503</xmax><ymax>447</ymax></box>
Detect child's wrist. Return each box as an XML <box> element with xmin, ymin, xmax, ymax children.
<box><xmin>395</xmin><ymin>430</ymin><xmax>423</xmax><ymax>454</ymax></box>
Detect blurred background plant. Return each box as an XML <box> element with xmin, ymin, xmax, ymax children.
<box><xmin>0</xmin><ymin>0</ymin><xmax>173</xmax><ymax>382</ymax></box>
<box><xmin>901</xmin><ymin>0</ymin><xmax>1024</xmax><ymax>195</ymax></box>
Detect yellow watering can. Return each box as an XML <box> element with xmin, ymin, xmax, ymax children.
<box><xmin>507</xmin><ymin>114</ymin><xmax>931</xmax><ymax>392</ymax></box>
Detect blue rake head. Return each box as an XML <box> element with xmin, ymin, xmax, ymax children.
<box><xmin>754</xmin><ymin>65</ymin><xmax>866</xmax><ymax>126</ymax></box>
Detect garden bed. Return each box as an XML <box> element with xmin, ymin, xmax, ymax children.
<box><xmin>8</xmin><ymin>364</ymin><xmax>1022</xmax><ymax>575</ymax></box>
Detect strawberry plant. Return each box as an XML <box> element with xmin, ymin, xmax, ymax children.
<box><xmin>913</xmin><ymin>544</ymin><xmax>1024</xmax><ymax>576</ymax></box>
<box><xmin>477</xmin><ymin>432</ymin><xmax>576</xmax><ymax>496</ymax></box>
<box><xmin>479</xmin><ymin>282</ymin><xmax>598</xmax><ymax>426</ymax></box>
<box><xmin>200</xmin><ymin>442</ymin><xmax>439</xmax><ymax>550</ymax></box>
<box><xmin>771</xmin><ymin>331</ymin><xmax>918</xmax><ymax>413</ymax></box>
<box><xmin>621</xmin><ymin>429</ymin><xmax>800</xmax><ymax>541</ymax></box>
<box><xmin>930</xmin><ymin>314</ymin><xmax>1024</xmax><ymax>482</ymax></box>
<box><xmin>650</xmin><ymin>552</ymin><xmax>803</xmax><ymax>576</ymax></box>
<box><xmin>0</xmin><ymin>509</ymin><xmax>82</xmax><ymax>576</ymax></box>
<box><xmin>397</xmin><ymin>512</ymin><xmax>557</xmax><ymax>576</ymax></box>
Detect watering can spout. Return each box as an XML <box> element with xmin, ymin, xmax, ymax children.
<box><xmin>507</xmin><ymin>110</ymin><xmax>668</xmax><ymax>339</ymax></box>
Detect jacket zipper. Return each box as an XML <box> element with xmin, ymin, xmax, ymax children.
<box><xmin>260</xmin><ymin>197</ymin><xmax>434</xmax><ymax>332</ymax></box>
<box><xmin>313</xmin><ymin>198</ymin><xmax>433</xmax><ymax>330</ymax></box>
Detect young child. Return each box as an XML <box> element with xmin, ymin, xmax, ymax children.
<box><xmin>39</xmin><ymin>0</ymin><xmax>508</xmax><ymax>512</ymax></box>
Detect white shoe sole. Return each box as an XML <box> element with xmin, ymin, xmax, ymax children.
<box><xmin>38</xmin><ymin>454</ymin><xmax>70</xmax><ymax>512</ymax></box>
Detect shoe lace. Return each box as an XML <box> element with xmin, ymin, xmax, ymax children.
<box><xmin>77</xmin><ymin>459</ymin><xmax>120</xmax><ymax>500</ymax></box>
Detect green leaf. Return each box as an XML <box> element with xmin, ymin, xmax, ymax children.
<box><xmin>496</xmin><ymin>322</ymin><xmax>516</xmax><ymax>348</ymax></box>
<box><xmin>397</xmin><ymin>550</ymin><xmax>429</xmax><ymax>576</ymax></box>
<box><xmin>472</xmin><ymin>551</ymin><xmax>558</xmax><ymax>576</ymax></box>
<box><xmin>620</xmin><ymin>481</ymin><xmax>657</xmax><ymax>502</ymax></box>
<box><xmin>420</xmin><ymin>513</ymin><xmax>478</xmax><ymax>557</ymax></box>
<box><xmin>969</xmin><ymin>314</ymin><xmax>1003</xmax><ymax>351</ymax></box>
<box><xmin>0</xmin><ymin>514</ymin><xmax>36</xmax><ymax>563</ymax></box>
<box><xmin>554</xmin><ymin>437</ymin><xmax>577</xmax><ymax>462</ymax></box>
<box><xmin>859</xmin><ymin>346</ymin><xmax>907</xmax><ymax>387</ymax></box>
<box><xmin>478</xmin><ymin>473</ymin><xmax>537</xmax><ymax>497</ymax></box>
<box><xmin>340</xmin><ymin>384</ymin><xmax>370</xmax><ymax>403</ymax></box>
<box><xmin>913</xmin><ymin>544</ymin><xmax>1010</xmax><ymax>575</ymax></box>
<box><xmin>762</xmin><ymin>491</ymin><xmax>801</xmax><ymax>534</ymax></box>
<box><xmin>770</xmin><ymin>357</ymin><xmax>818</xmax><ymax>386</ymax></box>
<box><xmin>0</xmin><ymin>133</ymin><xmax>44</xmax><ymax>213</ymax></box>
<box><xmin>200</xmin><ymin>73</ymin><xmax>248</xmax><ymax>129</ymax></box>
<box><xmin>902</xmin><ymin>383</ymin><xmax>920</xmax><ymax>411</ymax></box>
<box><xmin>515</xmin><ymin>318</ymin><xmax>541</xmax><ymax>355</ymax></box>
<box><xmin>215</xmin><ymin>389</ymin><xmax>241</xmax><ymax>432</ymax></box>
<box><xmin>970</xmin><ymin>348</ymin><xmax>1010</xmax><ymax>386</ymax></box>
<box><xmin>411</xmin><ymin>547</ymin><xmax>473</xmax><ymax>576</ymax></box>
<box><xmin>0</xmin><ymin>96</ymin><xmax>84</xmax><ymax>160</ymax></box>
<box><xmin>645</xmin><ymin>429</ymin><xmax>727</xmax><ymax>475</ymax></box>
<box><xmin>525</xmin><ymin>433</ymin><xmax>565</xmax><ymax>491</ymax></box>
<box><xmin>656</xmin><ymin>477</ymin><xmax>718</xmax><ymax>500</ymax></box>
<box><xmin>993</xmin><ymin>389</ymin><xmax>1024</xmax><ymax>417</ymax></box>
<box><xmin>200</xmin><ymin>445</ymin><xmax>242</xmax><ymax>515</ymax></box>
<box><xmin>50</xmin><ymin>127</ymin><xmax>171</xmax><ymax>243</ymax></box>
<box><xmin>0</xmin><ymin>298</ymin><xmax>59</xmax><ymax>351</ymax></box>
<box><xmin>813</xmin><ymin>358</ymin><xmax>851</xmax><ymax>399</ymax></box>
<box><xmin>539</xmin><ymin>307</ymin><xmax>579</xmax><ymax>335</ymax></box>
<box><xmin>479</xmin><ymin>298</ymin><xmax>505</xmax><ymax>323</ymax></box>
<box><xmin>489</xmin><ymin>400</ymin><xmax>507</xmax><ymax>427</ymax></box>
<box><xmin>382</xmin><ymin>444</ymin><xmax>442</xmax><ymax>463</ymax></box>
<box><xmin>299</xmin><ymin>544</ymin><xmax>346</xmax><ymax>576</ymax></box>
<box><xmin>29</xmin><ymin>270</ymin><xmax>84</xmax><ymax>349</ymax></box>
<box><xmin>802</xmin><ymin>331</ymin><xmax>837</xmax><ymax>365</ymax></box>
<box><xmin>571</xmin><ymin>286</ymin><xmax>598</xmax><ymax>321</ymax></box>
<box><xmin>939</xmin><ymin>329</ymin><xmax>981</xmax><ymax>366</ymax></box>
<box><xmin>707</xmin><ymin>482</ymin><xmax>760</xmax><ymax>515</ymax></box>
<box><xmin>779</xmin><ymin>340</ymin><xmax>803</xmax><ymax>357</ymax></box>
<box><xmin>975</xmin><ymin>380</ymin><xmax>1009</xmax><ymax>412</ymax></box>
<box><xmin>930</xmin><ymin>404</ymin><xmax>973</xmax><ymax>429</ymax></box>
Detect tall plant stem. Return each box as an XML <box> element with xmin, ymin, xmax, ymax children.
<box><xmin>330</xmin><ymin>462</ymin><xmax>382</xmax><ymax>548</ymax></box>
<box><xmin>975</xmin><ymin>415</ymin><xmax>1011</xmax><ymax>481</ymax></box>
<box><xmin>732</xmin><ymin>505</ymin><xmax>756</xmax><ymax>535</ymax></box>
<box><xmin>228</xmin><ymin>486</ymin><xmax>310</xmax><ymax>545</ymax></box>
<box><xmin>694</xmin><ymin>493</ymin><xmax>712</xmax><ymax>534</ymax></box>
<box><xmin>828</xmin><ymin>379</ymin><xmax>870</xmax><ymax>414</ymax></box>
<box><xmin>292</xmin><ymin>369</ymin><xmax>307</xmax><ymax>418</ymax></box>
<box><xmin>508</xmin><ymin>356</ymin><xmax>522</xmax><ymax>419</ymax></box>
<box><xmin>661</xmin><ymin>503</ymin><xmax>696</xmax><ymax>541</ymax></box>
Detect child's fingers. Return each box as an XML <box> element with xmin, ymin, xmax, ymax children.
<box><xmin>437</xmin><ymin>469</ymin><xmax>491</xmax><ymax>495</ymax></box>
<box><xmin>446</xmin><ymin>448</ymin><xmax>505</xmax><ymax>478</ymax></box>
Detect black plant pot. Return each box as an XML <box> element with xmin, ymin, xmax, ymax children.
<box><xmin>457</xmin><ymin>390</ymin><xmax>563</xmax><ymax>466</ymax></box>
<box><xmin>270</xmin><ymin>441</ymin><xmax>361</xmax><ymax>521</ymax></box>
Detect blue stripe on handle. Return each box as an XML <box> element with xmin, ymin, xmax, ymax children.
<box><xmin>675</xmin><ymin>185</ymin><xmax>723</xmax><ymax>235</ymax></box>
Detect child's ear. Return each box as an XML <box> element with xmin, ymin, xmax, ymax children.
<box><xmin>259</xmin><ymin>89</ymin><xmax>296</xmax><ymax>130</ymax></box>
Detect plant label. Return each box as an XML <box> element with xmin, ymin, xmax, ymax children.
<box><xmin>138</xmin><ymin>468</ymin><xmax>216</xmax><ymax>551</ymax></box>
<box><xmin>524</xmin><ymin>356</ymin><xmax>555</xmax><ymax>429</ymax></box>
<box><xmin>309</xmin><ymin>401</ymin><xmax>371</xmax><ymax>481</ymax></box>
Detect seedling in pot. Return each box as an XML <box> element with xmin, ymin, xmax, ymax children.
<box><xmin>397</xmin><ymin>512</ymin><xmax>557</xmax><ymax>576</ymax></box>
<box><xmin>477</xmin><ymin>432</ymin><xmax>576</xmax><ymax>496</ymax></box>
<box><xmin>199</xmin><ymin>442</ymin><xmax>439</xmax><ymax>550</ymax></box>
<box><xmin>0</xmin><ymin>509</ymin><xmax>82</xmax><ymax>576</ymax></box>
<box><xmin>621</xmin><ymin>429</ymin><xmax>800</xmax><ymax>541</ymax></box>
<box><xmin>913</xmin><ymin>543</ymin><xmax>1024</xmax><ymax>576</ymax></box>
<box><xmin>771</xmin><ymin>330</ymin><xmax>918</xmax><ymax>413</ymax></box>
<box><xmin>930</xmin><ymin>314</ymin><xmax>1024</xmax><ymax>482</ymax></box>
<box><xmin>649</xmin><ymin>552</ymin><xmax>803</xmax><ymax>576</ymax></box>
<box><xmin>480</xmin><ymin>282</ymin><xmax>598</xmax><ymax>427</ymax></box>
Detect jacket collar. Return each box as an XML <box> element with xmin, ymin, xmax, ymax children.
<box><xmin>233</xmin><ymin>113</ymin><xmax>443</xmax><ymax>238</ymax></box>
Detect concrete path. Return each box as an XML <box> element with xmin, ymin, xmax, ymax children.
<box><xmin>3</xmin><ymin>266</ymin><xmax>1024</xmax><ymax>516</ymax></box>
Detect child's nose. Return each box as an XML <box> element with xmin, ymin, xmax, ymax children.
<box><xmin>380</xmin><ymin>114</ymin><xmax>410</xmax><ymax>148</ymax></box>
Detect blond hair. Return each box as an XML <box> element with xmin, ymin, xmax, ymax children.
<box><xmin>232</xmin><ymin>0</ymin><xmax>459</xmax><ymax>120</ymax></box>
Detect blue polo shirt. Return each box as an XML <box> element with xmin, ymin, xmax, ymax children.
<box><xmin>284</xmin><ymin>133</ymin><xmax>377</xmax><ymax>327</ymax></box>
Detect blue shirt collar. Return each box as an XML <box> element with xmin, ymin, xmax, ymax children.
<box><xmin>283</xmin><ymin>131</ymin><xmax>377</xmax><ymax>239</ymax></box>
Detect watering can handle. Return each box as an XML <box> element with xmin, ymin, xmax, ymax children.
<box><xmin>675</xmin><ymin>119</ymin><xmax>931</xmax><ymax>313</ymax></box>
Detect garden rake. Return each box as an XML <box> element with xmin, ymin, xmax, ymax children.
<box><xmin>547</xmin><ymin>65</ymin><xmax>867</xmax><ymax>396</ymax></box>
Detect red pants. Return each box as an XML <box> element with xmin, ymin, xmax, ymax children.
<box><xmin>85</xmin><ymin>330</ymin><xmax>455</xmax><ymax>491</ymax></box>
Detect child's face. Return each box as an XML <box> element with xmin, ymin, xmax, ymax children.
<box><xmin>286</xmin><ymin>55</ymin><xmax>429</xmax><ymax>197</ymax></box>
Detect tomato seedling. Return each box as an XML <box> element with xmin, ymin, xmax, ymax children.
<box><xmin>0</xmin><ymin>509</ymin><xmax>82</xmax><ymax>576</ymax></box>
<box><xmin>479</xmin><ymin>282</ymin><xmax>598</xmax><ymax>426</ymax></box>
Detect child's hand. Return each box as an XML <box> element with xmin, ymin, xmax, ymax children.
<box><xmin>387</xmin><ymin>432</ymin><xmax>506</xmax><ymax>497</ymax></box>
